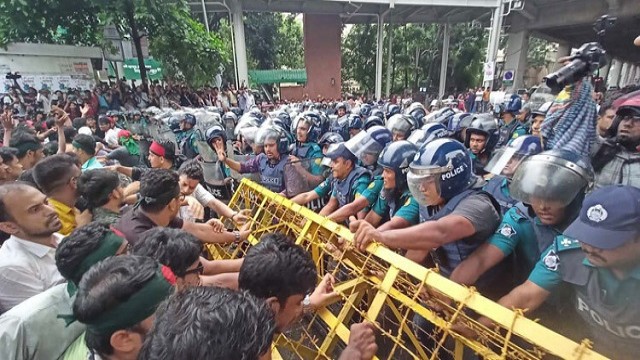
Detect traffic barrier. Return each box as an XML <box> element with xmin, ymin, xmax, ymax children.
<box><xmin>209</xmin><ymin>178</ymin><xmax>609</xmax><ymax>360</ymax></box>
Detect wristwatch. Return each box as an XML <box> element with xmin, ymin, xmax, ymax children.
<box><xmin>233</xmin><ymin>230</ymin><xmax>241</xmax><ymax>243</ymax></box>
<box><xmin>302</xmin><ymin>294</ymin><xmax>313</xmax><ymax>314</ymax></box>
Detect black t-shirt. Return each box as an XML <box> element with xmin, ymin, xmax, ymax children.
<box><xmin>114</xmin><ymin>206</ymin><xmax>183</xmax><ymax>246</ymax></box>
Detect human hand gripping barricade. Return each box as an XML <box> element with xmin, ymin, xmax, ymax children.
<box><xmin>209</xmin><ymin>178</ymin><xmax>609</xmax><ymax>360</ymax></box>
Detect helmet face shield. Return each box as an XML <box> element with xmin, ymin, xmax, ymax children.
<box><xmin>407</xmin><ymin>171</ymin><xmax>442</xmax><ymax>206</ymax></box>
<box><xmin>509</xmin><ymin>160</ymin><xmax>587</xmax><ymax>206</ymax></box>
<box><xmin>386</xmin><ymin>115</ymin><xmax>412</xmax><ymax>137</ymax></box>
<box><xmin>345</xmin><ymin>130</ymin><xmax>383</xmax><ymax>163</ymax></box>
<box><xmin>485</xmin><ymin>148</ymin><xmax>526</xmax><ymax>178</ymax></box>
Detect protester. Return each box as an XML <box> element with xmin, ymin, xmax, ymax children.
<box><xmin>77</xmin><ymin>169</ymin><xmax>124</xmax><ymax>224</ymax></box>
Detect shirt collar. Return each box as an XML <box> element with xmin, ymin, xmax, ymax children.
<box><xmin>48</xmin><ymin>198</ymin><xmax>74</xmax><ymax>215</ymax></box>
<box><xmin>81</xmin><ymin>157</ymin><xmax>100</xmax><ymax>170</ymax></box>
<box><xmin>9</xmin><ymin>234</ymin><xmax>61</xmax><ymax>258</ymax></box>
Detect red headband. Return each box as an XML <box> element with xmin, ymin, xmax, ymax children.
<box><xmin>149</xmin><ymin>141</ymin><xmax>166</xmax><ymax>158</ymax></box>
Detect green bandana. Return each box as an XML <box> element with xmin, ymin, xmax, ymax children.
<box><xmin>119</xmin><ymin>136</ymin><xmax>140</xmax><ymax>156</ymax></box>
<box><xmin>66</xmin><ymin>231</ymin><xmax>125</xmax><ymax>296</ymax></box>
<box><xmin>72</xmin><ymin>140</ymin><xmax>94</xmax><ymax>155</ymax></box>
<box><xmin>84</xmin><ymin>267</ymin><xmax>173</xmax><ymax>335</ymax></box>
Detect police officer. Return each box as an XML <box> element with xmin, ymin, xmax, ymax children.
<box><xmin>205</xmin><ymin>124</ymin><xmax>232</xmax><ymax>179</ymax></box>
<box><xmin>484</xmin><ymin>185</ymin><xmax>640</xmax><ymax>360</ymax></box>
<box><xmin>424</xmin><ymin>107</ymin><xmax>456</xmax><ymax>127</ymax></box>
<box><xmin>482</xmin><ymin>135</ymin><xmax>542</xmax><ymax>214</ymax></box>
<box><xmin>464</xmin><ymin>114</ymin><xmax>499</xmax><ymax>176</ymax></box>
<box><xmin>451</xmin><ymin>149</ymin><xmax>593</xmax><ymax>289</ymax></box>
<box><xmin>386</xmin><ymin>114</ymin><xmax>419</xmax><ymax>141</ymax></box>
<box><xmin>214</xmin><ymin>125</ymin><xmax>289</xmax><ymax>193</ymax></box>
<box><xmin>290</xmin><ymin>112</ymin><xmax>324</xmax><ymax>184</ymax></box>
<box><xmin>363</xmin><ymin>115</ymin><xmax>384</xmax><ymax>131</ymax></box>
<box><xmin>291</xmin><ymin>133</ymin><xmax>344</xmax><ymax>206</ymax></box>
<box><xmin>385</xmin><ymin>104</ymin><xmax>401</xmax><ymax>120</ymax></box>
<box><xmin>176</xmin><ymin>113</ymin><xmax>200</xmax><ymax>158</ymax></box>
<box><xmin>336</xmin><ymin>102</ymin><xmax>349</xmax><ymax>119</ymax></box>
<box><xmin>325</xmin><ymin>126</ymin><xmax>392</xmax><ymax>223</ymax></box>
<box><xmin>359</xmin><ymin>103</ymin><xmax>372</xmax><ymax>119</ymax></box>
<box><xmin>529</xmin><ymin>101</ymin><xmax>551</xmax><ymax>137</ymax></box>
<box><xmin>319</xmin><ymin>143</ymin><xmax>371</xmax><ymax>218</ymax></box>
<box><xmin>347</xmin><ymin>114</ymin><xmax>364</xmax><ymax>139</ymax></box>
<box><xmin>496</xmin><ymin>94</ymin><xmax>527</xmax><ymax>147</ymax></box>
<box><xmin>406</xmin><ymin>102</ymin><xmax>427</xmax><ymax>124</ymax></box>
<box><xmin>351</xmin><ymin>138</ymin><xmax>502</xmax><ymax>291</ymax></box>
<box><xmin>447</xmin><ymin>112</ymin><xmax>473</xmax><ymax>143</ymax></box>
<box><xmin>363</xmin><ymin>141</ymin><xmax>420</xmax><ymax>230</ymax></box>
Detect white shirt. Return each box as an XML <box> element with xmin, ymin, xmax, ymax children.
<box><xmin>104</xmin><ymin>127</ymin><xmax>122</xmax><ymax>148</ymax></box>
<box><xmin>0</xmin><ymin>235</ymin><xmax>65</xmax><ymax>313</ymax></box>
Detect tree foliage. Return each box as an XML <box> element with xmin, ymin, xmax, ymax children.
<box><xmin>0</xmin><ymin>0</ymin><xmax>229</xmax><ymax>87</ymax></box>
<box><xmin>527</xmin><ymin>36</ymin><xmax>552</xmax><ymax>68</ymax></box>
<box><xmin>342</xmin><ymin>22</ymin><xmax>487</xmax><ymax>97</ymax></box>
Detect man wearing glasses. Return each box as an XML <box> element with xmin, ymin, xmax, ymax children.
<box><xmin>592</xmin><ymin>92</ymin><xmax>640</xmax><ymax>189</ymax></box>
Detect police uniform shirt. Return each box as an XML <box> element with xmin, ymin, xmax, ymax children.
<box><xmin>489</xmin><ymin>207</ymin><xmax>538</xmax><ymax>272</ymax></box>
<box><xmin>372</xmin><ymin>190</ymin><xmax>419</xmax><ymax>225</ymax></box>
<box><xmin>360</xmin><ymin>176</ymin><xmax>384</xmax><ymax>207</ymax></box>
<box><xmin>314</xmin><ymin>177</ymin><xmax>333</xmax><ymax>198</ymax></box>
<box><xmin>295</xmin><ymin>143</ymin><xmax>324</xmax><ymax>176</ymax></box>
<box><xmin>528</xmin><ymin>236</ymin><xmax>640</xmax><ymax>359</ymax></box>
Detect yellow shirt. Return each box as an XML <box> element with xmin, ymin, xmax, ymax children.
<box><xmin>48</xmin><ymin>199</ymin><xmax>76</xmax><ymax>236</ymax></box>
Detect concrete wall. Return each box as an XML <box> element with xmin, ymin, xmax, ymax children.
<box><xmin>303</xmin><ymin>14</ymin><xmax>341</xmax><ymax>100</ymax></box>
<box><xmin>280</xmin><ymin>85</ymin><xmax>305</xmax><ymax>101</ymax></box>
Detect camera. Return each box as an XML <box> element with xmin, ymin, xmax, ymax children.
<box><xmin>544</xmin><ymin>43</ymin><xmax>607</xmax><ymax>93</ymax></box>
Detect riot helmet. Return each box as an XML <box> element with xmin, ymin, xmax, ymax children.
<box><xmin>345</xmin><ymin>125</ymin><xmax>392</xmax><ymax>167</ymax></box>
<box><xmin>359</xmin><ymin>104</ymin><xmax>372</xmax><ymax>118</ymax></box>
<box><xmin>370</xmin><ymin>109</ymin><xmax>385</xmax><ymax>120</ymax></box>
<box><xmin>318</xmin><ymin>132</ymin><xmax>344</xmax><ymax>153</ymax></box>
<box><xmin>364</xmin><ymin>115</ymin><xmax>384</xmax><ymax>130</ymax></box>
<box><xmin>181</xmin><ymin>113</ymin><xmax>197</xmax><ymax>129</ymax></box>
<box><xmin>386</xmin><ymin>114</ymin><xmax>418</xmax><ymax>141</ymax></box>
<box><xmin>378</xmin><ymin>140</ymin><xmax>419</xmax><ymax>191</ymax></box>
<box><xmin>447</xmin><ymin>112</ymin><xmax>473</xmax><ymax>142</ymax></box>
<box><xmin>407</xmin><ymin>123</ymin><xmax>449</xmax><ymax>148</ymax></box>
<box><xmin>485</xmin><ymin>135</ymin><xmax>542</xmax><ymax>179</ymax></box>
<box><xmin>407</xmin><ymin>138</ymin><xmax>474</xmax><ymax>205</ymax></box>
<box><xmin>386</xmin><ymin>104</ymin><xmax>401</xmax><ymax>119</ymax></box>
<box><xmin>259</xmin><ymin>125</ymin><xmax>291</xmax><ymax>156</ymax></box>
<box><xmin>464</xmin><ymin>114</ymin><xmax>499</xmax><ymax>154</ymax></box>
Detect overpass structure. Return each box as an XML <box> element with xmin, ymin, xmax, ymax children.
<box><xmin>189</xmin><ymin>0</ymin><xmax>640</xmax><ymax>100</ymax></box>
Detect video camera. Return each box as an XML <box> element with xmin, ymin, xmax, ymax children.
<box><xmin>544</xmin><ymin>15</ymin><xmax>615</xmax><ymax>93</ymax></box>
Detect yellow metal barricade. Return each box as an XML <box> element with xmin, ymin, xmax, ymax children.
<box><xmin>209</xmin><ymin>179</ymin><xmax>609</xmax><ymax>360</ymax></box>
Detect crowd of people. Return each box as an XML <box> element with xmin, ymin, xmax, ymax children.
<box><xmin>0</xmin><ymin>57</ymin><xmax>639</xmax><ymax>360</ymax></box>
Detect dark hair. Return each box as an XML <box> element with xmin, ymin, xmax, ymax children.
<box><xmin>9</xmin><ymin>132</ymin><xmax>42</xmax><ymax>158</ymax></box>
<box><xmin>77</xmin><ymin>169</ymin><xmax>120</xmax><ymax>210</ymax></box>
<box><xmin>55</xmin><ymin>221</ymin><xmax>114</xmax><ymax>284</ymax></box>
<box><xmin>0</xmin><ymin>182</ymin><xmax>37</xmax><ymax>222</ymax></box>
<box><xmin>32</xmin><ymin>153</ymin><xmax>78</xmax><ymax>194</ymax></box>
<box><xmin>72</xmin><ymin>117</ymin><xmax>87</xmax><ymax>130</ymax></box>
<box><xmin>598</xmin><ymin>100</ymin><xmax>615</xmax><ymax>117</ymax></box>
<box><xmin>17</xmin><ymin>168</ymin><xmax>39</xmax><ymax>190</ymax></box>
<box><xmin>0</xmin><ymin>147</ymin><xmax>18</xmax><ymax>163</ymax></box>
<box><xmin>43</xmin><ymin>141</ymin><xmax>58</xmax><ymax>157</ymax></box>
<box><xmin>177</xmin><ymin>159</ymin><xmax>203</xmax><ymax>181</ymax></box>
<box><xmin>64</xmin><ymin>126</ymin><xmax>78</xmax><ymax>143</ymax></box>
<box><xmin>73</xmin><ymin>255</ymin><xmax>159</xmax><ymax>357</ymax></box>
<box><xmin>152</xmin><ymin>139</ymin><xmax>176</xmax><ymax>162</ymax></box>
<box><xmin>138</xmin><ymin>287</ymin><xmax>275</xmax><ymax>360</ymax></box>
<box><xmin>72</xmin><ymin>134</ymin><xmax>96</xmax><ymax>156</ymax></box>
<box><xmin>239</xmin><ymin>233</ymin><xmax>317</xmax><ymax>304</ymax></box>
<box><xmin>139</xmin><ymin>169</ymin><xmax>180</xmax><ymax>213</ymax></box>
<box><xmin>132</xmin><ymin>228</ymin><xmax>201</xmax><ymax>277</ymax></box>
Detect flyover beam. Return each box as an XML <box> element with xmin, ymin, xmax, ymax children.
<box><xmin>325</xmin><ymin>0</ymin><xmax>497</xmax><ymax>8</ymax></box>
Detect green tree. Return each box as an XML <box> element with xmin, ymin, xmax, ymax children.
<box><xmin>0</xmin><ymin>0</ymin><xmax>229</xmax><ymax>88</ymax></box>
<box><xmin>276</xmin><ymin>14</ymin><xmax>304</xmax><ymax>69</ymax></box>
<box><xmin>527</xmin><ymin>36</ymin><xmax>552</xmax><ymax>68</ymax></box>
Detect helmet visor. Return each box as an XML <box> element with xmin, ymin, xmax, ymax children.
<box><xmin>407</xmin><ymin>129</ymin><xmax>427</xmax><ymax>147</ymax></box>
<box><xmin>484</xmin><ymin>148</ymin><xmax>527</xmax><ymax>178</ymax></box>
<box><xmin>386</xmin><ymin>115</ymin><xmax>412</xmax><ymax>134</ymax></box>
<box><xmin>509</xmin><ymin>160</ymin><xmax>587</xmax><ymax>206</ymax></box>
<box><xmin>238</xmin><ymin>126</ymin><xmax>258</xmax><ymax>146</ymax></box>
<box><xmin>407</xmin><ymin>171</ymin><xmax>442</xmax><ymax>206</ymax></box>
<box><xmin>345</xmin><ymin>130</ymin><xmax>383</xmax><ymax>161</ymax></box>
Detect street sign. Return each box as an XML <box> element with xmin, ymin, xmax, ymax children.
<box><xmin>503</xmin><ymin>69</ymin><xmax>515</xmax><ymax>87</ymax></box>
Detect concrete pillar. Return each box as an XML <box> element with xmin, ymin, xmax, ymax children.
<box><xmin>438</xmin><ymin>23</ymin><xmax>450</xmax><ymax>101</ymax></box>
<box><xmin>620</xmin><ymin>62</ymin><xmax>630</xmax><ymax>87</ymax></box>
<box><xmin>303</xmin><ymin>14</ymin><xmax>341</xmax><ymax>100</ymax></box>
<box><xmin>608</xmin><ymin>58</ymin><xmax>622</xmax><ymax>88</ymax></box>
<box><xmin>484</xmin><ymin>0</ymin><xmax>504</xmax><ymax>89</ymax></box>
<box><xmin>627</xmin><ymin>65</ymin><xmax>638</xmax><ymax>86</ymax></box>
<box><xmin>230</xmin><ymin>0</ymin><xmax>248</xmax><ymax>87</ymax></box>
<box><xmin>375</xmin><ymin>14</ymin><xmax>385</xmax><ymax>101</ymax></box>
<box><xmin>553</xmin><ymin>42</ymin><xmax>571</xmax><ymax>71</ymax></box>
<box><xmin>503</xmin><ymin>30</ymin><xmax>529</xmax><ymax>91</ymax></box>
<box><xmin>385</xmin><ymin>23</ymin><xmax>394</xmax><ymax>98</ymax></box>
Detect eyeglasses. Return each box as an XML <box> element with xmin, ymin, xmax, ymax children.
<box><xmin>184</xmin><ymin>262</ymin><xmax>204</xmax><ymax>276</ymax></box>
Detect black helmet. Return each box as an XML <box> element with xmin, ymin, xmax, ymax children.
<box><xmin>318</xmin><ymin>132</ymin><xmax>344</xmax><ymax>147</ymax></box>
<box><xmin>464</xmin><ymin>114</ymin><xmax>499</xmax><ymax>152</ymax></box>
<box><xmin>364</xmin><ymin>115</ymin><xmax>384</xmax><ymax>130</ymax></box>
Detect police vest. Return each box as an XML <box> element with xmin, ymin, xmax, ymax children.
<box><xmin>497</xmin><ymin>121</ymin><xmax>524</xmax><ymax>147</ymax></box>
<box><xmin>558</xmin><ymin>246</ymin><xmax>640</xmax><ymax>359</ymax></box>
<box><xmin>259</xmin><ymin>155</ymin><xmax>288</xmax><ymax>193</ymax></box>
<box><xmin>418</xmin><ymin>188</ymin><xmax>500</xmax><ymax>279</ymax></box>
<box><xmin>178</xmin><ymin>130</ymin><xmax>198</xmax><ymax>159</ymax></box>
<box><xmin>293</xmin><ymin>142</ymin><xmax>319</xmax><ymax>159</ymax></box>
<box><xmin>484</xmin><ymin>176</ymin><xmax>517</xmax><ymax>214</ymax></box>
<box><xmin>334</xmin><ymin>167</ymin><xmax>370</xmax><ymax>207</ymax></box>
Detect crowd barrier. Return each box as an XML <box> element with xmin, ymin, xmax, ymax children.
<box><xmin>208</xmin><ymin>178</ymin><xmax>608</xmax><ymax>360</ymax></box>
